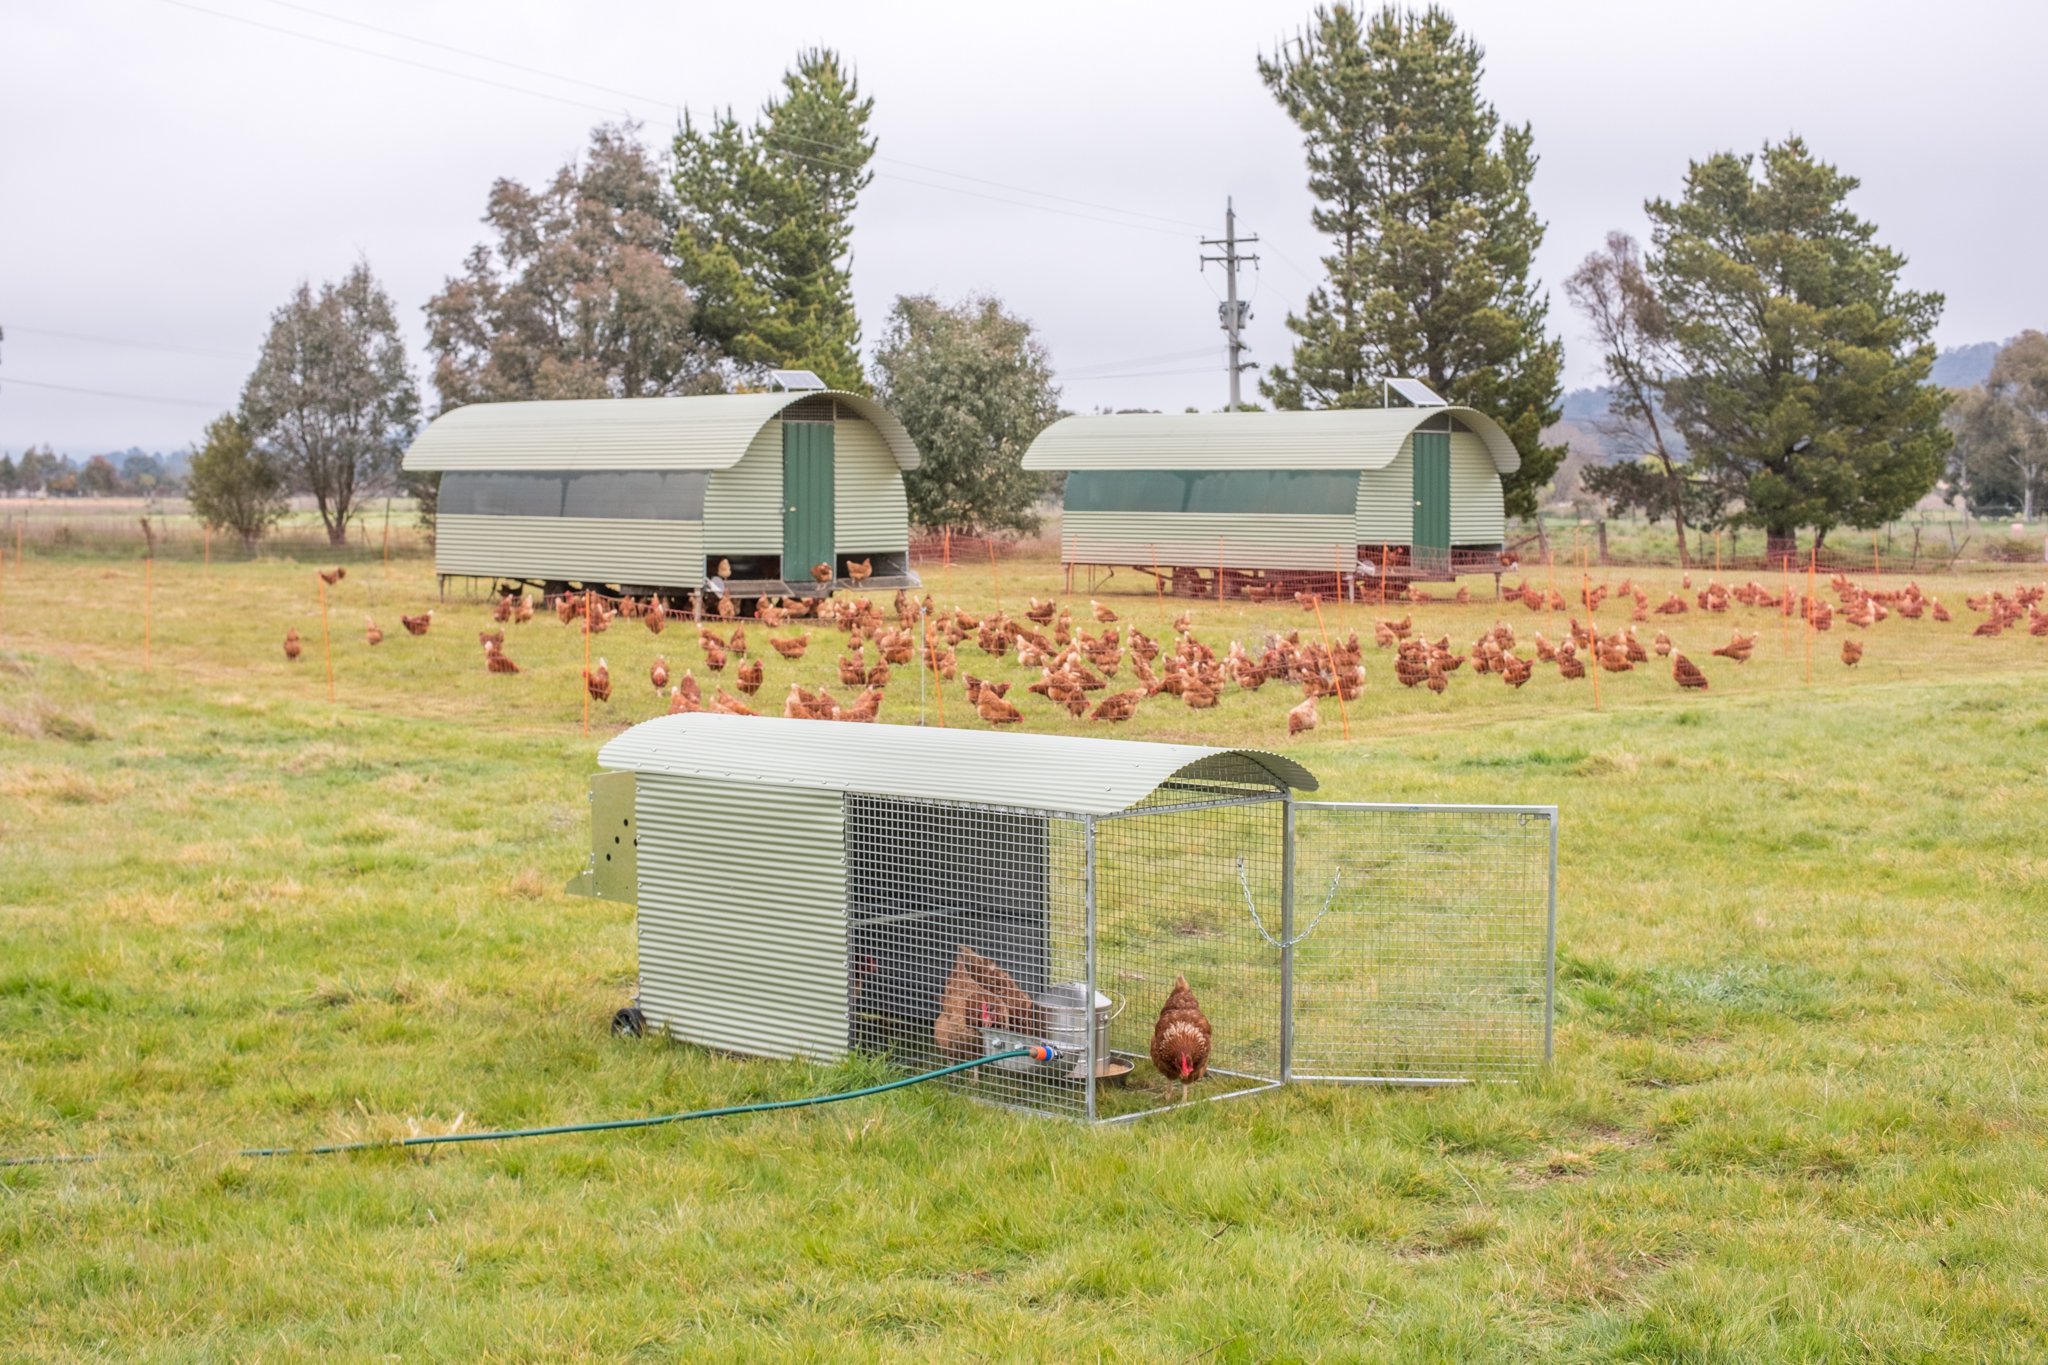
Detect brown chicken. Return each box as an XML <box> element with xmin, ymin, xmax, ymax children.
<box><xmin>1149</xmin><ymin>975</ymin><xmax>1212</xmax><ymax>1102</ymax></box>
<box><xmin>484</xmin><ymin>641</ymin><xmax>520</xmax><ymax>674</ymax></box>
<box><xmin>477</xmin><ymin>629</ymin><xmax>504</xmax><ymax>650</ymax></box>
<box><xmin>1090</xmin><ymin>598</ymin><xmax>1118</xmax><ymax>624</ymax></box>
<box><xmin>976</xmin><ymin>691</ymin><xmax>1024</xmax><ymax>725</ymax></box>
<box><xmin>1501</xmin><ymin>655</ymin><xmax>1533</xmax><ymax>689</ymax></box>
<box><xmin>1089</xmin><ymin>688</ymin><xmax>1145</xmax><ymax>723</ymax></box>
<box><xmin>735</xmin><ymin>657</ymin><xmax>764</xmax><ymax>695</ymax></box>
<box><xmin>400</xmin><ymin>611</ymin><xmax>434</xmax><ymax>636</ymax></box>
<box><xmin>1672</xmin><ymin>653</ymin><xmax>1708</xmax><ymax>690</ymax></box>
<box><xmin>1841</xmin><ymin>639</ymin><xmax>1863</xmax><ymax>666</ymax></box>
<box><xmin>317</xmin><ymin>566</ymin><xmax>346</xmax><ymax>586</ymax></box>
<box><xmin>283</xmin><ymin>628</ymin><xmax>302</xmax><ymax>661</ymax></box>
<box><xmin>584</xmin><ymin>658</ymin><xmax>611</xmax><ymax>703</ymax></box>
<box><xmin>771</xmin><ymin>632</ymin><xmax>811</xmax><ymax>660</ymax></box>
<box><xmin>934</xmin><ymin>945</ymin><xmax>1041</xmax><ymax>1061</ymax></box>
<box><xmin>1287</xmin><ymin>692</ymin><xmax>1320</xmax><ymax>737</ymax></box>
<box><xmin>846</xmin><ymin>557</ymin><xmax>873</xmax><ymax>583</ymax></box>
<box><xmin>711</xmin><ymin>687</ymin><xmax>757</xmax><ymax>716</ymax></box>
<box><xmin>810</xmin><ymin>562</ymin><xmax>834</xmax><ymax>584</ymax></box>
<box><xmin>645</xmin><ymin>599</ymin><xmax>666</xmax><ymax>634</ymax></box>
<box><xmin>650</xmin><ymin>656</ymin><xmax>670</xmax><ymax>691</ymax></box>
<box><xmin>492</xmin><ymin>593</ymin><xmax>514</xmax><ymax>623</ymax></box>
<box><xmin>703</xmin><ymin>639</ymin><xmax>728</xmax><ymax>671</ymax></box>
<box><xmin>364</xmin><ymin>618</ymin><xmax>383</xmax><ymax>646</ymax></box>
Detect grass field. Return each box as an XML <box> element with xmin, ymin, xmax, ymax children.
<box><xmin>3</xmin><ymin>549</ymin><xmax>2046</xmax><ymax>1360</ymax></box>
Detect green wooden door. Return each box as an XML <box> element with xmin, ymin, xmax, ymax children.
<box><xmin>1411</xmin><ymin>431</ymin><xmax>1452</xmax><ymax>570</ymax></box>
<box><xmin>781</xmin><ymin>421</ymin><xmax>836</xmax><ymax>583</ymax></box>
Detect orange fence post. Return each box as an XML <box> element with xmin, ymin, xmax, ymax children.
<box><xmin>1803</xmin><ymin>547</ymin><xmax>1816</xmax><ymax>685</ymax></box>
<box><xmin>582</xmin><ymin>590</ymin><xmax>593</xmax><ymax>734</ymax></box>
<box><xmin>1333</xmin><ymin>546</ymin><xmax>1346</xmax><ymax>605</ymax></box>
<box><xmin>318</xmin><ymin>575</ymin><xmax>335</xmax><ymax>703</ymax></box>
<box><xmin>924</xmin><ymin>612</ymin><xmax>947</xmax><ymax>729</ymax></box>
<box><xmin>1150</xmin><ymin>544</ymin><xmax>1164</xmax><ymax>609</ymax></box>
<box><xmin>1216</xmin><ymin>539</ymin><xmax>1225</xmax><ymax>604</ymax></box>
<box><xmin>1584</xmin><ymin>572</ymin><xmax>1600</xmax><ymax>712</ymax></box>
<box><xmin>1310</xmin><ymin>597</ymin><xmax>1351</xmax><ymax>740</ymax></box>
<box><xmin>1379</xmin><ymin>544</ymin><xmax>1389</xmax><ymax>607</ymax></box>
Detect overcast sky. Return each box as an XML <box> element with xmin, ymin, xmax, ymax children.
<box><xmin>3</xmin><ymin>0</ymin><xmax>2042</xmax><ymax>456</ymax></box>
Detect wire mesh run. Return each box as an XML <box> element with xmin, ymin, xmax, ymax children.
<box><xmin>1289</xmin><ymin>804</ymin><xmax>1556</xmax><ymax>1084</ymax></box>
<box><xmin>839</xmin><ymin>792</ymin><xmax>1555</xmax><ymax>1120</ymax></box>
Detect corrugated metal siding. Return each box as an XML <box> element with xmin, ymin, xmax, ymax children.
<box><xmin>703</xmin><ymin>421</ymin><xmax>784</xmax><ymax>554</ymax></box>
<box><xmin>1449</xmin><ymin>430</ymin><xmax>1505</xmax><ymax>544</ymax></box>
<box><xmin>435</xmin><ymin>514</ymin><xmax>702</xmax><ymax>586</ymax></box>
<box><xmin>403</xmin><ymin>390</ymin><xmax>921</xmax><ymax>473</ymax></box>
<box><xmin>598</xmin><ymin>713</ymin><xmax>1317</xmax><ymax>814</ymax></box>
<box><xmin>1022</xmin><ymin>405</ymin><xmax>1519</xmax><ymax>474</ymax></box>
<box><xmin>635</xmin><ymin>773</ymin><xmax>848</xmax><ymax>1061</ymax></box>
<box><xmin>1061</xmin><ymin>511</ymin><xmax>1355</xmax><ymax>572</ymax></box>
<box><xmin>1356</xmin><ymin>440</ymin><xmax>1414</xmax><ymax>545</ymax></box>
<box><xmin>834</xmin><ymin>418</ymin><xmax>910</xmax><ymax>552</ymax></box>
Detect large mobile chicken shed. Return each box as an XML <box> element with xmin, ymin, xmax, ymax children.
<box><xmin>569</xmin><ymin>713</ymin><xmax>1557</xmax><ymax>1122</ymax></box>
<box><xmin>401</xmin><ymin>389</ymin><xmax>922</xmax><ymax>604</ymax></box>
<box><xmin>1020</xmin><ymin>404</ymin><xmax>1521</xmax><ymax>595</ymax></box>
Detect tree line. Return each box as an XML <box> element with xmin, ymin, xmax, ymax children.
<box><xmin>174</xmin><ymin>9</ymin><xmax>1978</xmax><ymax>554</ymax></box>
<box><xmin>0</xmin><ymin>446</ymin><xmax>176</xmax><ymax>498</ymax></box>
<box><xmin>187</xmin><ymin>50</ymin><xmax>1061</xmax><ymax>550</ymax></box>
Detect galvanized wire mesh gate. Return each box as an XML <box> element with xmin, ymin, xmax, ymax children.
<box><xmin>842</xmin><ymin>789</ymin><xmax>1555</xmax><ymax>1123</ymax></box>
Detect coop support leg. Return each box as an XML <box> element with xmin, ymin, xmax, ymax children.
<box><xmin>1279</xmin><ymin>794</ymin><xmax>1296</xmax><ymax>1086</ymax></box>
<box><xmin>1083</xmin><ymin>816</ymin><xmax>1099</xmax><ymax>1123</ymax></box>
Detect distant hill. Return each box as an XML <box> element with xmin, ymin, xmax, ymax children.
<box><xmin>1930</xmin><ymin>341</ymin><xmax>2002</xmax><ymax>389</ymax></box>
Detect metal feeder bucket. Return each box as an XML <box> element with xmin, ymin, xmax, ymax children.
<box><xmin>1036</xmin><ymin>982</ymin><xmax>1115</xmax><ymax>1078</ymax></box>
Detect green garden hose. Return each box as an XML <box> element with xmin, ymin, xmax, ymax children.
<box><xmin>3</xmin><ymin>1045</ymin><xmax>1058</xmax><ymax>1168</ymax></box>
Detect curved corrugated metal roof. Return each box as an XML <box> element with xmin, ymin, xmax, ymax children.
<box><xmin>597</xmin><ymin>713</ymin><xmax>1317</xmax><ymax>816</ymax></box>
<box><xmin>1021</xmin><ymin>406</ymin><xmax>1519</xmax><ymax>476</ymax></box>
<box><xmin>402</xmin><ymin>391</ymin><xmax>921</xmax><ymax>473</ymax></box>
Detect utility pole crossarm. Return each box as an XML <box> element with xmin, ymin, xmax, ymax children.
<box><xmin>1200</xmin><ymin>197</ymin><xmax>1260</xmax><ymax>410</ymax></box>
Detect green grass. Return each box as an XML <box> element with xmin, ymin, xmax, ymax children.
<box><xmin>2</xmin><ymin>551</ymin><xmax>2046</xmax><ymax>1360</ymax></box>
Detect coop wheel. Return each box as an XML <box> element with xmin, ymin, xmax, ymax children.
<box><xmin>611</xmin><ymin>1006</ymin><xmax>646</xmax><ymax>1038</ymax></box>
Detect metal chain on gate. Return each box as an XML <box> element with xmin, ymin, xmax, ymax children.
<box><xmin>1236</xmin><ymin>855</ymin><xmax>1342</xmax><ymax>948</ymax></box>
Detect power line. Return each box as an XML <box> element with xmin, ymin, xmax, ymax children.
<box><xmin>4</xmin><ymin>324</ymin><xmax>246</xmax><ymax>362</ymax></box>
<box><xmin>256</xmin><ymin>0</ymin><xmax>679</xmax><ymax>113</ymax></box>
<box><xmin>1060</xmin><ymin>346</ymin><xmax>1219</xmax><ymax>377</ymax></box>
<box><xmin>1058</xmin><ymin>367</ymin><xmax>1220</xmax><ymax>383</ymax></box>
<box><xmin>0</xmin><ymin>375</ymin><xmax>229</xmax><ymax>409</ymax></box>
<box><xmin>161</xmin><ymin>0</ymin><xmax>1207</xmax><ymax>240</ymax></box>
<box><xmin>155</xmin><ymin>0</ymin><xmax>630</xmax><ymax>118</ymax></box>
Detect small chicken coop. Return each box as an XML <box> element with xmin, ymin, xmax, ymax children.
<box><xmin>571</xmin><ymin>715</ymin><xmax>1557</xmax><ymax>1122</ymax></box>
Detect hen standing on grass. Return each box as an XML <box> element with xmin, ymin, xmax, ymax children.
<box><xmin>1150</xmin><ymin>975</ymin><xmax>1212</xmax><ymax>1102</ymax></box>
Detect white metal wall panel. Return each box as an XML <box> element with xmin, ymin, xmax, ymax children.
<box><xmin>1062</xmin><ymin>511</ymin><xmax>1355</xmax><ymax>571</ymax></box>
<box><xmin>703</xmin><ymin>421</ymin><xmax>784</xmax><ymax>555</ymax></box>
<box><xmin>435</xmin><ymin>514</ymin><xmax>702</xmax><ymax>586</ymax></box>
<box><xmin>834</xmin><ymin>418</ymin><xmax>910</xmax><ymax>553</ymax></box>
<box><xmin>1356</xmin><ymin>440</ymin><xmax>1413</xmax><ymax>545</ymax></box>
<box><xmin>634</xmin><ymin>773</ymin><xmax>848</xmax><ymax>1061</ymax></box>
<box><xmin>1449</xmin><ymin>430</ymin><xmax>1506</xmax><ymax>544</ymax></box>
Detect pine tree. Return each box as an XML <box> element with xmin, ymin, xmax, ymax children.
<box><xmin>1646</xmin><ymin>138</ymin><xmax>1950</xmax><ymax>560</ymax></box>
<box><xmin>673</xmin><ymin>50</ymin><xmax>874</xmax><ymax>390</ymax></box>
<box><xmin>1259</xmin><ymin>4</ymin><xmax>1563</xmax><ymax>518</ymax></box>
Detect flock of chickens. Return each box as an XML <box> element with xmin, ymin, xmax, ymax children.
<box><xmin>284</xmin><ymin>564</ymin><xmax>2047</xmax><ymax>739</ymax></box>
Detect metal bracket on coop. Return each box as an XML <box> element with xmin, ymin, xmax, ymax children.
<box><xmin>570</xmin><ymin>714</ymin><xmax>1557</xmax><ymax>1123</ymax></box>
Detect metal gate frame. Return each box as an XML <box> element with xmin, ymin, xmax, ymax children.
<box><xmin>1279</xmin><ymin>799</ymin><xmax>1557</xmax><ymax>1088</ymax></box>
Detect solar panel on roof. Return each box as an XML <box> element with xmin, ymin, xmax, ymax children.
<box><xmin>769</xmin><ymin>369</ymin><xmax>827</xmax><ymax>392</ymax></box>
<box><xmin>1386</xmin><ymin>376</ymin><xmax>1448</xmax><ymax>406</ymax></box>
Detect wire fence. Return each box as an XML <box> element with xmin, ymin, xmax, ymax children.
<box><xmin>0</xmin><ymin>501</ymin><xmax>434</xmax><ymax>562</ymax></box>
